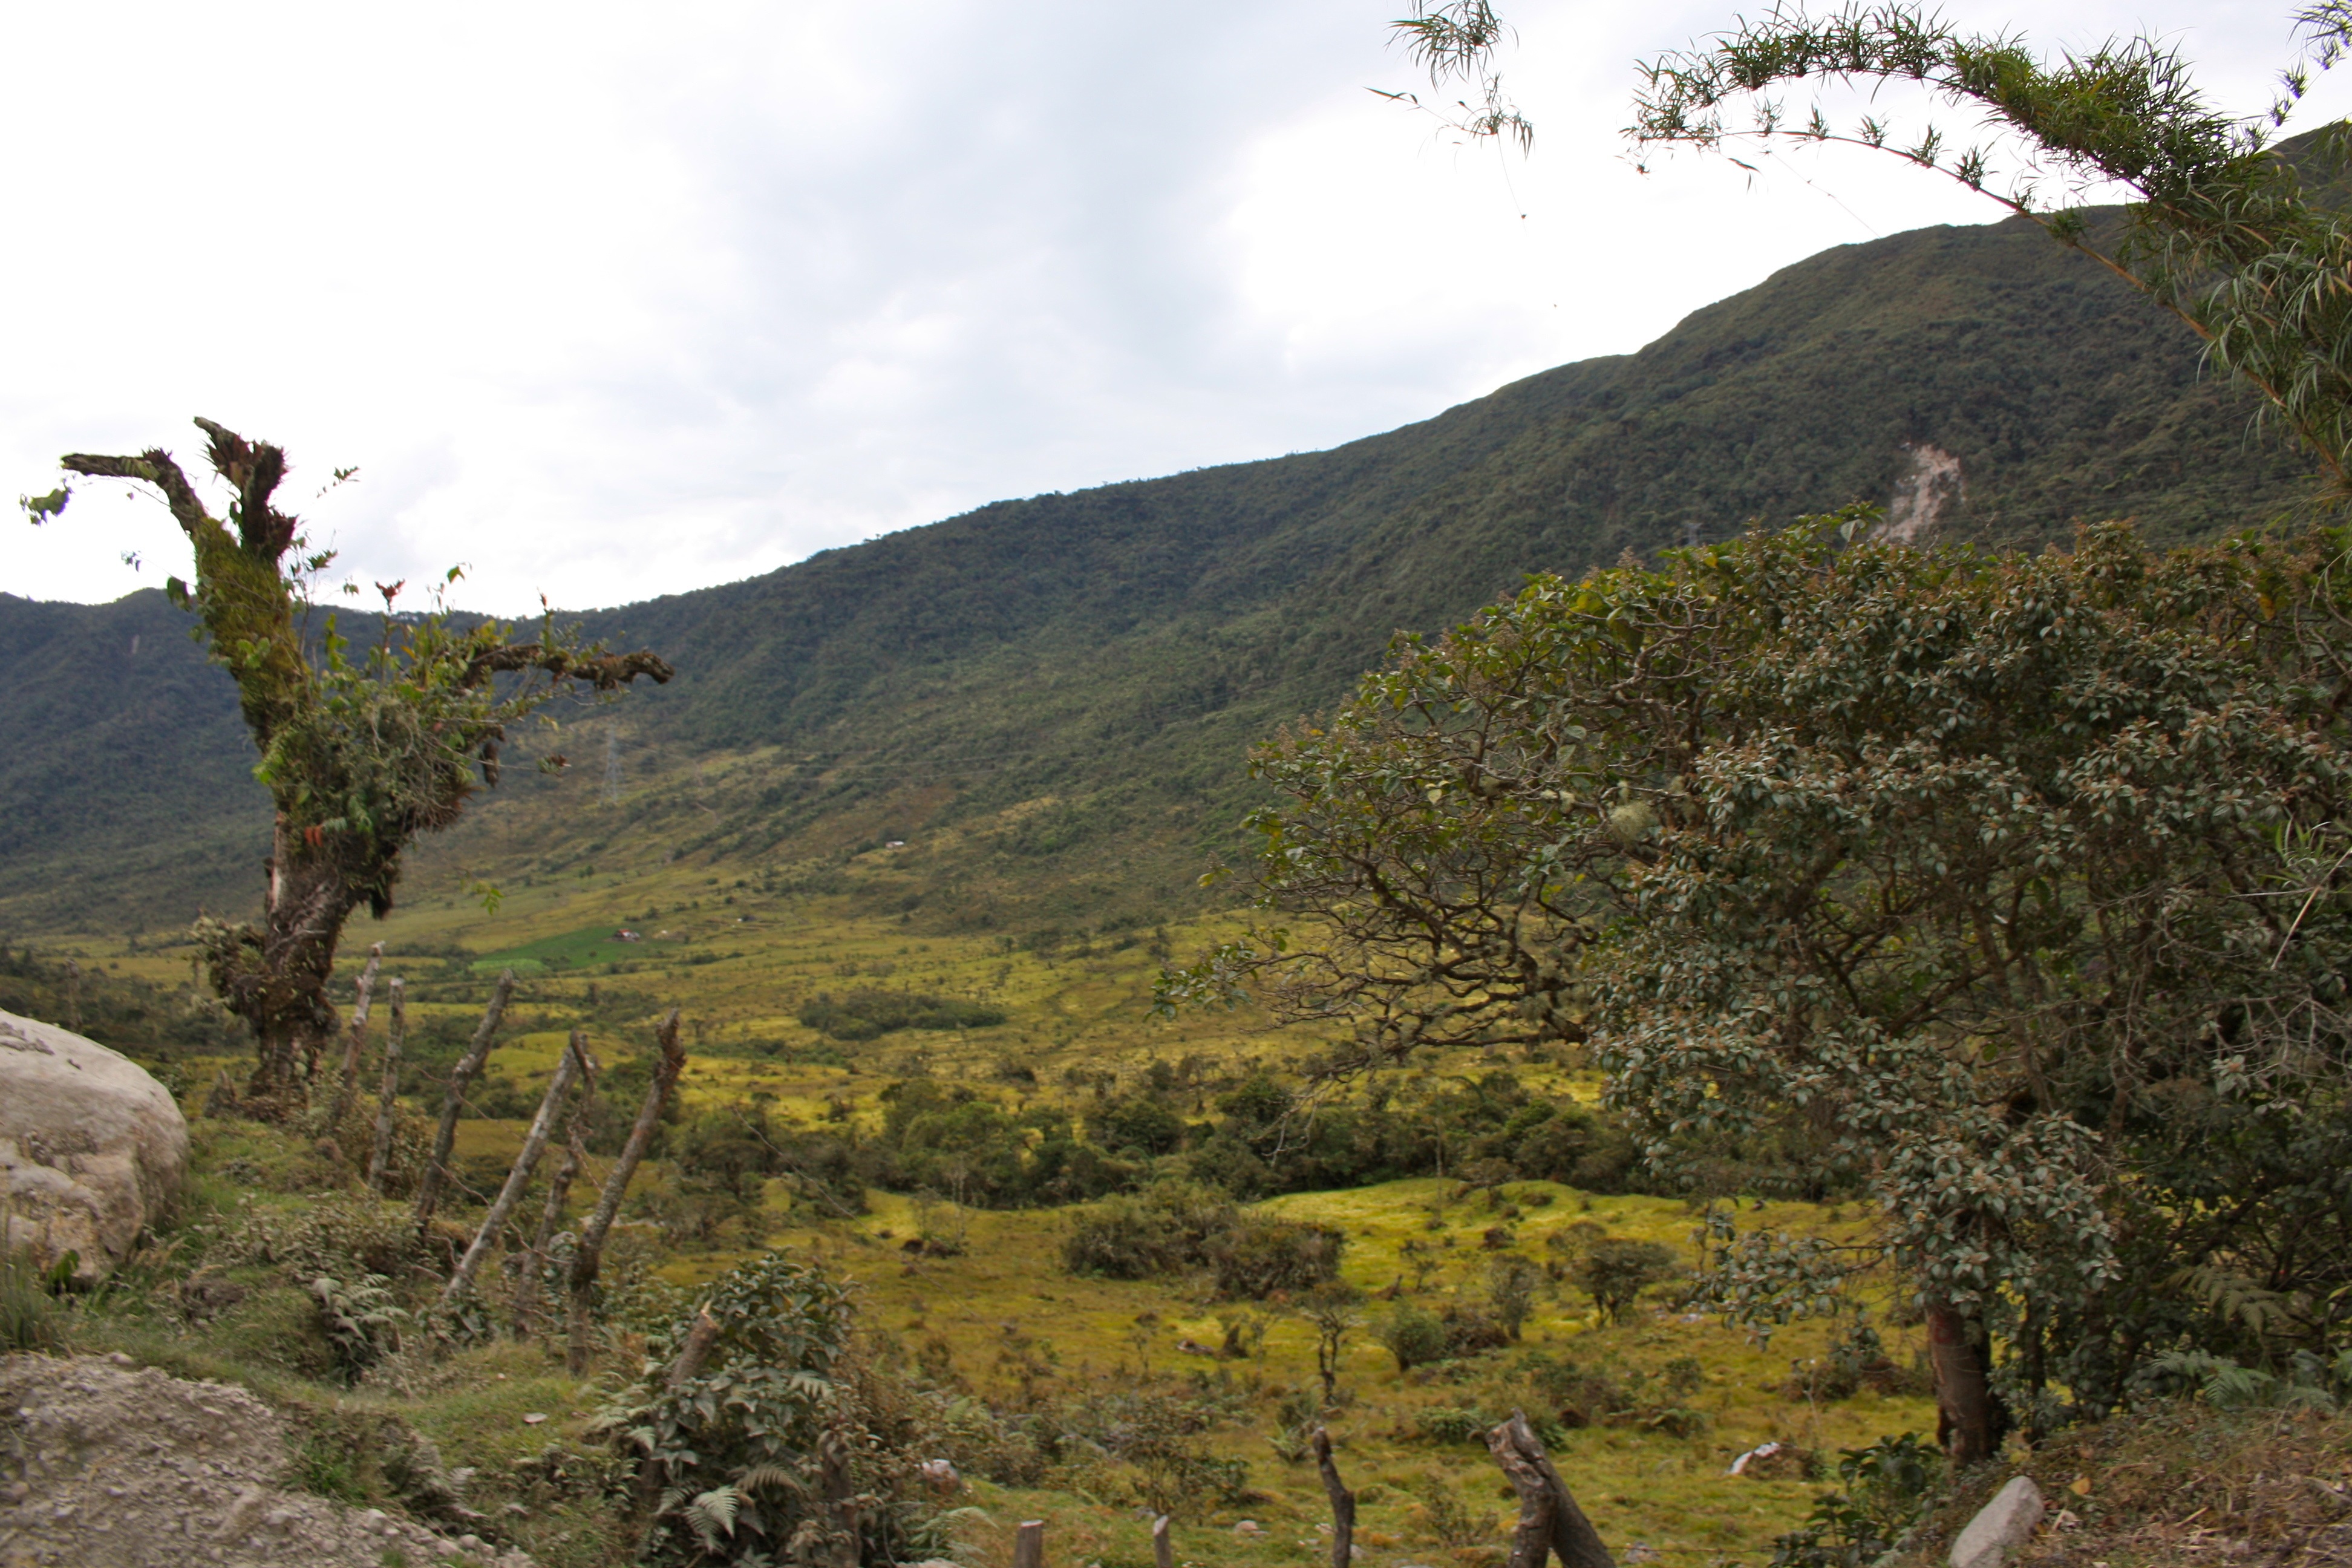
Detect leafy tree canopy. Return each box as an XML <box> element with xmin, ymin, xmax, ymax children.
<box><xmin>1166</xmin><ymin>514</ymin><xmax>2352</xmax><ymax>1460</ymax></box>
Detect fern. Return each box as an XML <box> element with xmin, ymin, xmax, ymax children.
<box><xmin>686</xmin><ymin>1485</ymin><xmax>742</xmax><ymax>1546</ymax></box>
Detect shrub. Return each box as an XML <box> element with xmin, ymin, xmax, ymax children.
<box><xmin>616</xmin><ymin>1253</ymin><xmax>949</xmax><ymax>1568</ymax></box>
<box><xmin>1096</xmin><ymin>1096</ymin><xmax>1187</xmax><ymax>1157</ymax></box>
<box><xmin>1379</xmin><ymin>1303</ymin><xmax>1448</xmax><ymax>1372</ymax></box>
<box><xmin>1207</xmin><ymin>1217</ymin><xmax>1345</xmax><ymax>1301</ymax></box>
<box><xmin>1570</xmin><ymin>1238</ymin><xmax>1679</xmax><ymax>1324</ymax></box>
<box><xmin>1768</xmin><ymin>1432</ymin><xmax>1941</xmax><ymax>1568</ymax></box>
<box><xmin>308</xmin><ymin>1272</ymin><xmax>407</xmax><ymax>1382</ymax></box>
<box><xmin>1486</xmin><ymin>1255</ymin><xmax>1542</xmax><ymax>1341</ymax></box>
<box><xmin>1061</xmin><ymin>1181</ymin><xmax>1235</xmax><ymax>1280</ymax></box>
<box><xmin>1439</xmin><ymin>1304</ymin><xmax>1512</xmax><ymax>1357</ymax></box>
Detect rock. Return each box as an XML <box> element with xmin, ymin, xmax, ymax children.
<box><xmin>0</xmin><ymin>1009</ymin><xmax>188</xmax><ymax>1281</ymax></box>
<box><xmin>1950</xmin><ymin>1475</ymin><xmax>2045</xmax><ymax>1568</ymax></box>
<box><xmin>0</xmin><ymin>1353</ymin><xmax>539</xmax><ymax>1568</ymax></box>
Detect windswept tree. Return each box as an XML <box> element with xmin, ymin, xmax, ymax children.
<box><xmin>22</xmin><ymin>417</ymin><xmax>673</xmax><ymax>1114</ymax></box>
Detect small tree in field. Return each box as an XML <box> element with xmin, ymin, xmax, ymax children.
<box><xmin>24</xmin><ymin>417</ymin><xmax>673</xmax><ymax>1115</ymax></box>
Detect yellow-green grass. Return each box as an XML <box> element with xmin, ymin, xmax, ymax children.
<box><xmin>632</xmin><ymin>1177</ymin><xmax>1934</xmax><ymax>1568</ymax></box>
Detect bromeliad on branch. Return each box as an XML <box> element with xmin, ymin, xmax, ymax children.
<box><xmin>27</xmin><ymin>417</ymin><xmax>675</xmax><ymax>1117</ymax></box>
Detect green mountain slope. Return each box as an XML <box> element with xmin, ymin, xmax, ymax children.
<box><xmin>2</xmin><ymin>205</ymin><xmax>2322</xmax><ymax>935</ymax></box>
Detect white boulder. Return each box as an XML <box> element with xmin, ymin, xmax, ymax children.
<box><xmin>1950</xmin><ymin>1475</ymin><xmax>2045</xmax><ymax>1568</ymax></box>
<box><xmin>0</xmin><ymin>1008</ymin><xmax>188</xmax><ymax>1281</ymax></box>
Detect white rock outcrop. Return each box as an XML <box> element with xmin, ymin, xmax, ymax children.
<box><xmin>0</xmin><ymin>1008</ymin><xmax>188</xmax><ymax>1281</ymax></box>
<box><xmin>1950</xmin><ymin>1475</ymin><xmax>2045</xmax><ymax>1568</ymax></box>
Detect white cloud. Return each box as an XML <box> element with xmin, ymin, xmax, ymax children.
<box><xmin>4</xmin><ymin>1</ymin><xmax>2344</xmax><ymax>611</ymax></box>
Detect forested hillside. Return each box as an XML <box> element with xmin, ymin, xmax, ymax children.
<box><xmin>2</xmin><ymin>201</ymin><xmax>2321</xmax><ymax>933</ymax></box>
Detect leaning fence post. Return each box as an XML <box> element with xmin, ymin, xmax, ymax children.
<box><xmin>437</xmin><ymin>1035</ymin><xmax>587</xmax><ymax>1310</ymax></box>
<box><xmin>1013</xmin><ymin>1519</ymin><xmax>1046</xmax><ymax>1568</ymax></box>
<box><xmin>326</xmin><ymin>942</ymin><xmax>384</xmax><ymax>1132</ymax></box>
<box><xmin>413</xmin><ymin>968</ymin><xmax>517</xmax><ymax>1240</ymax></box>
<box><xmin>1151</xmin><ymin>1515</ymin><xmax>1173</xmax><ymax>1568</ymax></box>
<box><xmin>1313</xmin><ymin>1427</ymin><xmax>1356</xmax><ymax>1568</ymax></box>
<box><xmin>365</xmin><ymin>978</ymin><xmax>405</xmax><ymax>1194</ymax></box>
<box><xmin>1488</xmin><ymin>1410</ymin><xmax>1614</xmax><ymax>1568</ymax></box>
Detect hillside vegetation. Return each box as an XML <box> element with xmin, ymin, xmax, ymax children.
<box><xmin>1</xmin><ymin>199</ymin><xmax>2321</xmax><ymax>939</ymax></box>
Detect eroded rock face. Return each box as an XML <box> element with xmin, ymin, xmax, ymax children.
<box><xmin>0</xmin><ymin>1009</ymin><xmax>188</xmax><ymax>1281</ymax></box>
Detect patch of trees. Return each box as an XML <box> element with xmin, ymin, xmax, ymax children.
<box><xmin>796</xmin><ymin>989</ymin><xmax>1006</xmax><ymax>1040</ymax></box>
<box><xmin>1060</xmin><ymin>1180</ymin><xmax>1345</xmax><ymax>1299</ymax></box>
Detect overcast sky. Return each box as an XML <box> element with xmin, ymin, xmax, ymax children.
<box><xmin>6</xmin><ymin>2</ymin><xmax>2347</xmax><ymax>613</ymax></box>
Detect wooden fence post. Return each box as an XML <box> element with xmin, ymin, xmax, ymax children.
<box><xmin>566</xmin><ymin>1009</ymin><xmax>687</xmax><ymax>1373</ymax></box>
<box><xmin>325</xmin><ymin>942</ymin><xmax>384</xmax><ymax>1132</ymax></box>
<box><xmin>1313</xmin><ymin>1427</ymin><xmax>1356</xmax><ymax>1568</ymax></box>
<box><xmin>413</xmin><ymin>969</ymin><xmax>516</xmax><ymax>1239</ymax></box>
<box><xmin>437</xmin><ymin>1035</ymin><xmax>587</xmax><ymax>1310</ymax></box>
<box><xmin>1151</xmin><ymin>1515</ymin><xmax>1173</xmax><ymax>1568</ymax></box>
<box><xmin>1013</xmin><ymin>1519</ymin><xmax>1046</xmax><ymax>1568</ymax></box>
<box><xmin>1486</xmin><ymin>1410</ymin><xmax>1613</xmax><ymax>1568</ymax></box>
<box><xmin>365</xmin><ymin>978</ymin><xmax>405</xmax><ymax>1194</ymax></box>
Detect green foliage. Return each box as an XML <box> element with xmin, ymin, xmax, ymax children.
<box><xmin>798</xmin><ymin>989</ymin><xmax>1005</xmax><ymax>1041</ymax></box>
<box><xmin>1198</xmin><ymin>515</ymin><xmax>2352</xmax><ymax>1438</ymax></box>
<box><xmin>1206</xmin><ymin>1217</ymin><xmax>1345</xmax><ymax>1300</ymax></box>
<box><xmin>1057</xmin><ymin>1180</ymin><xmax>1342</xmax><ymax>1299</ymax></box>
<box><xmin>307</xmin><ymin>1272</ymin><xmax>407</xmax><ymax>1382</ymax></box>
<box><xmin>1571</xmin><ymin>1241</ymin><xmax>1681</xmax><ymax>1327</ymax></box>
<box><xmin>0</xmin><ymin>1242</ymin><xmax>66</xmax><ymax>1354</ymax></box>
<box><xmin>1768</xmin><ymin>1432</ymin><xmax>1942</xmax><ymax>1568</ymax></box>
<box><xmin>1485</xmin><ymin>1255</ymin><xmax>1543</xmax><ymax>1341</ymax></box>
<box><xmin>617</xmin><ymin>1253</ymin><xmax>949</xmax><ymax>1568</ymax></box>
<box><xmin>1378</xmin><ymin>1303</ymin><xmax>1448</xmax><ymax>1372</ymax></box>
<box><xmin>2140</xmin><ymin>1346</ymin><xmax>2352</xmax><ymax>1410</ymax></box>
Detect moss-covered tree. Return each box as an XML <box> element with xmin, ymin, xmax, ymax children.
<box><xmin>24</xmin><ymin>417</ymin><xmax>672</xmax><ymax>1114</ymax></box>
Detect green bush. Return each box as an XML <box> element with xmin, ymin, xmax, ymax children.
<box><xmin>618</xmin><ymin>1253</ymin><xmax>950</xmax><ymax>1567</ymax></box>
<box><xmin>1206</xmin><ymin>1217</ymin><xmax>1345</xmax><ymax>1301</ymax></box>
<box><xmin>1768</xmin><ymin>1432</ymin><xmax>1941</xmax><ymax>1568</ymax></box>
<box><xmin>1379</xmin><ymin>1304</ymin><xmax>1448</xmax><ymax>1372</ymax></box>
<box><xmin>1570</xmin><ymin>1238</ymin><xmax>1679</xmax><ymax>1324</ymax></box>
<box><xmin>1061</xmin><ymin>1181</ymin><xmax>1235</xmax><ymax>1280</ymax></box>
<box><xmin>1096</xmin><ymin>1096</ymin><xmax>1186</xmax><ymax>1157</ymax></box>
